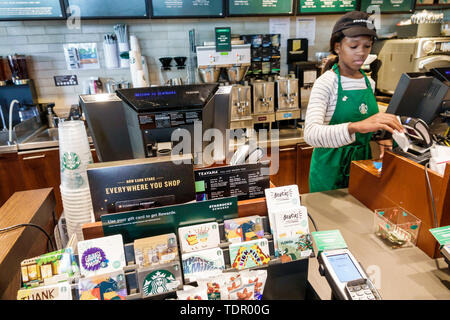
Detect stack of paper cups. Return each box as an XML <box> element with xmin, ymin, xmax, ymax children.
<box><xmin>130</xmin><ymin>50</ymin><xmax>147</xmax><ymax>88</ymax></box>
<box><xmin>130</xmin><ymin>35</ymin><xmax>141</xmax><ymax>52</ymax></box>
<box><xmin>58</xmin><ymin>120</ymin><xmax>94</xmax><ymax>241</ymax></box>
<box><xmin>141</xmin><ymin>55</ymin><xmax>150</xmax><ymax>85</ymax></box>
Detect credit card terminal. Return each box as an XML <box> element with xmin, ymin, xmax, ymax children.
<box><xmin>318</xmin><ymin>248</ymin><xmax>382</xmax><ymax>300</ymax></box>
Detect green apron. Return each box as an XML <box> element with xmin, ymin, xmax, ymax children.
<box><xmin>309</xmin><ymin>64</ymin><xmax>379</xmax><ymax>193</ymax></box>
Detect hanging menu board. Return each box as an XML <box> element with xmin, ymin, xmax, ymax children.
<box><xmin>0</xmin><ymin>0</ymin><xmax>64</xmax><ymax>20</ymax></box>
<box><xmin>298</xmin><ymin>0</ymin><xmax>357</xmax><ymax>13</ymax></box>
<box><xmin>65</xmin><ymin>0</ymin><xmax>148</xmax><ymax>18</ymax></box>
<box><xmin>360</xmin><ymin>0</ymin><xmax>415</xmax><ymax>13</ymax></box>
<box><xmin>150</xmin><ymin>0</ymin><xmax>224</xmax><ymax>18</ymax></box>
<box><xmin>228</xmin><ymin>0</ymin><xmax>294</xmax><ymax>16</ymax></box>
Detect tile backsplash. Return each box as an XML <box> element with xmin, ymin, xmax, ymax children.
<box><xmin>0</xmin><ymin>14</ymin><xmax>413</xmax><ymax>115</ymax></box>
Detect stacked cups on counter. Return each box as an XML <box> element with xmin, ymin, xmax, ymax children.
<box><xmin>58</xmin><ymin>120</ymin><xmax>94</xmax><ymax>241</ymax></box>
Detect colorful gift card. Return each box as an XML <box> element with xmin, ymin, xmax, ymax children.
<box><xmin>17</xmin><ymin>282</ymin><xmax>73</xmax><ymax>300</ymax></box>
<box><xmin>138</xmin><ymin>263</ymin><xmax>183</xmax><ymax>298</ymax></box>
<box><xmin>224</xmin><ymin>216</ymin><xmax>264</xmax><ymax>243</ymax></box>
<box><xmin>178</xmin><ymin>222</ymin><xmax>220</xmax><ymax>253</ymax></box>
<box><xmin>78</xmin><ymin>270</ymin><xmax>127</xmax><ymax>300</ymax></box>
<box><xmin>181</xmin><ymin>247</ymin><xmax>225</xmax><ymax>279</ymax></box>
<box><xmin>77</xmin><ymin>234</ymin><xmax>126</xmax><ymax>277</ymax></box>
<box><xmin>229</xmin><ymin>239</ymin><xmax>270</xmax><ymax>270</ymax></box>
<box><xmin>134</xmin><ymin>233</ymin><xmax>178</xmax><ymax>268</ymax></box>
<box><xmin>277</xmin><ymin>234</ymin><xmax>313</xmax><ymax>263</ymax></box>
<box><xmin>20</xmin><ymin>248</ymin><xmax>78</xmax><ymax>288</ymax></box>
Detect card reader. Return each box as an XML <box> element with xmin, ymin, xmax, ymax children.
<box><xmin>318</xmin><ymin>248</ymin><xmax>382</xmax><ymax>300</ymax></box>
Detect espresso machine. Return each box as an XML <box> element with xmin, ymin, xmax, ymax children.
<box><xmin>251</xmin><ymin>79</ymin><xmax>275</xmax><ymax>126</ymax></box>
<box><xmin>275</xmin><ymin>73</ymin><xmax>300</xmax><ymax>121</ymax></box>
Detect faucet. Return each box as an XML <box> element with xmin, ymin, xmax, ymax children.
<box><xmin>0</xmin><ymin>104</ymin><xmax>7</xmax><ymax>131</ymax></box>
<box><xmin>9</xmin><ymin>99</ymin><xmax>19</xmax><ymax>143</ymax></box>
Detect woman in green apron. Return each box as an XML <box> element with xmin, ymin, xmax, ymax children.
<box><xmin>305</xmin><ymin>11</ymin><xmax>404</xmax><ymax>193</ymax></box>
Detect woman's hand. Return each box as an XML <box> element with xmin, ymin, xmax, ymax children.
<box><xmin>348</xmin><ymin>112</ymin><xmax>404</xmax><ymax>135</ymax></box>
<box><xmin>377</xmin><ymin>139</ymin><xmax>393</xmax><ymax>159</ymax></box>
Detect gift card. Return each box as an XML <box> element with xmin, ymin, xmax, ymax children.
<box><xmin>181</xmin><ymin>247</ymin><xmax>225</xmax><ymax>279</ymax></box>
<box><xmin>17</xmin><ymin>282</ymin><xmax>73</xmax><ymax>300</ymax></box>
<box><xmin>276</xmin><ymin>234</ymin><xmax>313</xmax><ymax>263</ymax></box>
<box><xmin>137</xmin><ymin>262</ymin><xmax>183</xmax><ymax>298</ymax></box>
<box><xmin>78</xmin><ymin>270</ymin><xmax>127</xmax><ymax>300</ymax></box>
<box><xmin>134</xmin><ymin>233</ymin><xmax>178</xmax><ymax>268</ymax></box>
<box><xmin>178</xmin><ymin>222</ymin><xmax>220</xmax><ymax>253</ymax></box>
<box><xmin>224</xmin><ymin>216</ymin><xmax>264</xmax><ymax>243</ymax></box>
<box><xmin>77</xmin><ymin>234</ymin><xmax>126</xmax><ymax>277</ymax></box>
<box><xmin>229</xmin><ymin>238</ymin><xmax>270</xmax><ymax>270</ymax></box>
<box><xmin>20</xmin><ymin>248</ymin><xmax>78</xmax><ymax>288</ymax></box>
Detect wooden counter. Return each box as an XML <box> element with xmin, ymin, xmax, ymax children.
<box><xmin>348</xmin><ymin>150</ymin><xmax>450</xmax><ymax>258</ymax></box>
<box><xmin>302</xmin><ymin>189</ymin><xmax>450</xmax><ymax>300</ymax></box>
<box><xmin>0</xmin><ymin>188</ymin><xmax>56</xmax><ymax>300</ymax></box>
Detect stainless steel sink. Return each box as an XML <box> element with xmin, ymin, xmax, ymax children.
<box><xmin>29</xmin><ymin>127</ymin><xmax>59</xmax><ymax>142</ymax></box>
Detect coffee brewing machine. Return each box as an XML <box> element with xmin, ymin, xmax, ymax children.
<box><xmin>251</xmin><ymin>79</ymin><xmax>275</xmax><ymax>128</ymax></box>
<box><xmin>275</xmin><ymin>73</ymin><xmax>300</xmax><ymax>122</ymax></box>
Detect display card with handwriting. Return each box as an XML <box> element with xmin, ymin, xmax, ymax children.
<box><xmin>17</xmin><ymin>282</ymin><xmax>73</xmax><ymax>300</ymax></box>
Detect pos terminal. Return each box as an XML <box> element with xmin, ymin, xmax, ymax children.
<box><xmin>318</xmin><ymin>248</ymin><xmax>382</xmax><ymax>300</ymax></box>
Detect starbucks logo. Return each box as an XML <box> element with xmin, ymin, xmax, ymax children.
<box><xmin>359</xmin><ymin>103</ymin><xmax>368</xmax><ymax>115</ymax></box>
<box><xmin>62</xmin><ymin>152</ymin><xmax>81</xmax><ymax>170</ymax></box>
<box><xmin>142</xmin><ymin>270</ymin><xmax>178</xmax><ymax>297</ymax></box>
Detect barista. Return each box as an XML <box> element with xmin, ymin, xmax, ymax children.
<box><xmin>304</xmin><ymin>11</ymin><xmax>404</xmax><ymax>193</ymax></box>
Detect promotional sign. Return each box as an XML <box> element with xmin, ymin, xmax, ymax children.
<box><xmin>429</xmin><ymin>225</ymin><xmax>450</xmax><ymax>246</ymax></box>
<box><xmin>0</xmin><ymin>0</ymin><xmax>64</xmax><ymax>20</ymax></box>
<box><xmin>101</xmin><ymin>197</ymin><xmax>238</xmax><ymax>243</ymax></box>
<box><xmin>87</xmin><ymin>155</ymin><xmax>195</xmax><ymax>221</ymax></box>
<box><xmin>65</xmin><ymin>0</ymin><xmax>148</xmax><ymax>18</ymax></box>
<box><xmin>360</xmin><ymin>0</ymin><xmax>415</xmax><ymax>13</ymax></box>
<box><xmin>298</xmin><ymin>0</ymin><xmax>357</xmax><ymax>13</ymax></box>
<box><xmin>150</xmin><ymin>0</ymin><xmax>224</xmax><ymax>17</ymax></box>
<box><xmin>228</xmin><ymin>0</ymin><xmax>293</xmax><ymax>16</ymax></box>
<box><xmin>194</xmin><ymin>161</ymin><xmax>270</xmax><ymax>202</ymax></box>
<box><xmin>311</xmin><ymin>229</ymin><xmax>348</xmax><ymax>252</ymax></box>
<box><xmin>215</xmin><ymin>27</ymin><xmax>232</xmax><ymax>52</ymax></box>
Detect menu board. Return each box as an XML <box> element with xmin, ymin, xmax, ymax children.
<box><xmin>65</xmin><ymin>0</ymin><xmax>148</xmax><ymax>18</ymax></box>
<box><xmin>360</xmin><ymin>0</ymin><xmax>415</xmax><ymax>13</ymax></box>
<box><xmin>150</xmin><ymin>0</ymin><xmax>224</xmax><ymax>17</ymax></box>
<box><xmin>228</xmin><ymin>0</ymin><xmax>293</xmax><ymax>16</ymax></box>
<box><xmin>0</xmin><ymin>0</ymin><xmax>64</xmax><ymax>20</ymax></box>
<box><xmin>298</xmin><ymin>0</ymin><xmax>357</xmax><ymax>13</ymax></box>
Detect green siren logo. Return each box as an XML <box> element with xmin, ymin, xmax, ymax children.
<box><xmin>142</xmin><ymin>270</ymin><xmax>178</xmax><ymax>296</ymax></box>
<box><xmin>62</xmin><ymin>152</ymin><xmax>81</xmax><ymax>170</ymax></box>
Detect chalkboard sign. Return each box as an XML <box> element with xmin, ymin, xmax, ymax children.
<box><xmin>298</xmin><ymin>0</ymin><xmax>357</xmax><ymax>13</ymax></box>
<box><xmin>150</xmin><ymin>0</ymin><xmax>224</xmax><ymax>18</ymax></box>
<box><xmin>360</xmin><ymin>0</ymin><xmax>415</xmax><ymax>13</ymax></box>
<box><xmin>228</xmin><ymin>0</ymin><xmax>294</xmax><ymax>16</ymax></box>
<box><xmin>0</xmin><ymin>0</ymin><xmax>64</xmax><ymax>20</ymax></box>
<box><xmin>65</xmin><ymin>0</ymin><xmax>148</xmax><ymax>18</ymax></box>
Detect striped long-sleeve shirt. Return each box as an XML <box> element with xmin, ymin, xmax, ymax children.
<box><xmin>304</xmin><ymin>69</ymin><xmax>376</xmax><ymax>148</ymax></box>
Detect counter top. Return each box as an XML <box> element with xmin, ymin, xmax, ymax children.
<box><xmin>303</xmin><ymin>189</ymin><xmax>450</xmax><ymax>300</ymax></box>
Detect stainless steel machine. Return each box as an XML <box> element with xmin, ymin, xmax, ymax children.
<box><xmin>275</xmin><ymin>74</ymin><xmax>300</xmax><ymax>121</ymax></box>
<box><xmin>374</xmin><ymin>37</ymin><xmax>450</xmax><ymax>94</ymax></box>
<box><xmin>229</xmin><ymin>83</ymin><xmax>253</xmax><ymax>130</ymax></box>
<box><xmin>251</xmin><ymin>79</ymin><xmax>275</xmax><ymax>124</ymax></box>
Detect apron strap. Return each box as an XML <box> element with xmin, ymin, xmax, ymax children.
<box><xmin>332</xmin><ymin>63</ymin><xmax>371</xmax><ymax>91</ymax></box>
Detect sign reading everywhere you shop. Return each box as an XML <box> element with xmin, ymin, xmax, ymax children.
<box><xmin>101</xmin><ymin>196</ymin><xmax>238</xmax><ymax>243</ymax></box>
